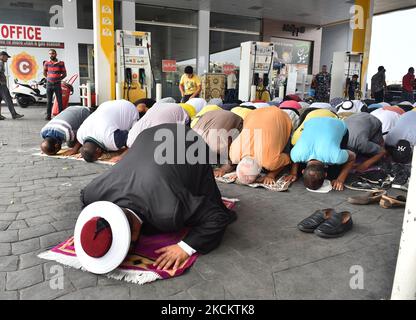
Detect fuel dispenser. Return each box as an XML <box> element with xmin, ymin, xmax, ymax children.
<box><xmin>116</xmin><ymin>30</ymin><xmax>153</xmax><ymax>102</ymax></box>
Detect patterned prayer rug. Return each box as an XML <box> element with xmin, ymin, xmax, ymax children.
<box><xmin>32</xmin><ymin>148</ymin><xmax>125</xmax><ymax>165</ymax></box>
<box><xmin>38</xmin><ymin>198</ymin><xmax>237</xmax><ymax>285</ymax></box>
<box><xmin>216</xmin><ymin>172</ymin><xmax>292</xmax><ymax>192</ymax></box>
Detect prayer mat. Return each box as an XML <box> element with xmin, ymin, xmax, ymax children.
<box><xmin>216</xmin><ymin>172</ymin><xmax>291</xmax><ymax>192</ymax></box>
<box><xmin>38</xmin><ymin>198</ymin><xmax>237</xmax><ymax>285</ymax></box>
<box><xmin>32</xmin><ymin>148</ymin><xmax>125</xmax><ymax>165</ymax></box>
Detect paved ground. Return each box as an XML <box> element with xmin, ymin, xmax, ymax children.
<box><xmin>0</xmin><ymin>104</ymin><xmax>407</xmax><ymax>300</ymax></box>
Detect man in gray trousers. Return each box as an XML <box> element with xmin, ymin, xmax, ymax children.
<box><xmin>0</xmin><ymin>51</ymin><xmax>23</xmax><ymax>120</ymax></box>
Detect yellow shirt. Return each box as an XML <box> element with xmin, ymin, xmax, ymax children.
<box><xmin>180</xmin><ymin>74</ymin><xmax>201</xmax><ymax>95</ymax></box>
<box><xmin>231</xmin><ymin>107</ymin><xmax>253</xmax><ymax>120</ymax></box>
<box><xmin>291</xmin><ymin>109</ymin><xmax>338</xmax><ymax>145</ymax></box>
<box><xmin>178</xmin><ymin>103</ymin><xmax>196</xmax><ymax>119</ymax></box>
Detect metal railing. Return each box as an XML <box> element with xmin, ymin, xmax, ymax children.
<box><xmin>79</xmin><ymin>82</ymin><xmax>92</xmax><ymax>108</ymax></box>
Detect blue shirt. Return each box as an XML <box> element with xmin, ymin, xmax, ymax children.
<box><xmin>291</xmin><ymin>117</ymin><xmax>349</xmax><ymax>165</ymax></box>
<box><xmin>41</xmin><ymin>127</ymin><xmax>66</xmax><ymax>142</ymax></box>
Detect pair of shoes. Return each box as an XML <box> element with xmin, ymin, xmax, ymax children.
<box><xmin>347</xmin><ymin>190</ymin><xmax>387</xmax><ymax>205</ymax></box>
<box><xmin>45</xmin><ymin>115</ymin><xmax>52</xmax><ymax>121</ymax></box>
<box><xmin>379</xmin><ymin>194</ymin><xmax>406</xmax><ymax>209</ymax></box>
<box><xmin>0</xmin><ymin>115</ymin><xmax>5</xmax><ymax>120</ymax></box>
<box><xmin>12</xmin><ymin>113</ymin><xmax>24</xmax><ymax>119</ymax></box>
<box><xmin>297</xmin><ymin>209</ymin><xmax>353</xmax><ymax>238</ymax></box>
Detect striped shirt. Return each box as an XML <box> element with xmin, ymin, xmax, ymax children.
<box><xmin>44</xmin><ymin>60</ymin><xmax>66</xmax><ymax>83</ymax></box>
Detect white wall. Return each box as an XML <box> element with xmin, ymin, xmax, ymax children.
<box><xmin>320</xmin><ymin>22</ymin><xmax>352</xmax><ymax>71</ymax></box>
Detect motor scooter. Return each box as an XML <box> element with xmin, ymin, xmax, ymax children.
<box><xmin>11</xmin><ymin>78</ymin><xmax>47</xmax><ymax>108</ymax></box>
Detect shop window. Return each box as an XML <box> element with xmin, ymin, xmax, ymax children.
<box><xmin>136</xmin><ymin>4</ymin><xmax>197</xmax><ymax>26</ymax></box>
<box><xmin>209</xmin><ymin>13</ymin><xmax>261</xmax><ymax>74</ymax></box>
<box><xmin>78</xmin><ymin>43</ymin><xmax>94</xmax><ymax>84</ymax></box>
<box><xmin>0</xmin><ymin>0</ymin><xmax>62</xmax><ymax>27</ymax></box>
<box><xmin>135</xmin><ymin>5</ymin><xmax>197</xmax><ymax>101</ymax></box>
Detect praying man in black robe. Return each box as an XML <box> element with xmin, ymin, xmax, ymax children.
<box><xmin>80</xmin><ymin>123</ymin><xmax>237</xmax><ymax>271</ymax></box>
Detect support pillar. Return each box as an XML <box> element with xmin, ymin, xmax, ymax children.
<box><xmin>93</xmin><ymin>0</ymin><xmax>115</xmax><ymax>104</ymax></box>
<box><xmin>197</xmin><ymin>10</ymin><xmax>210</xmax><ymax>75</ymax></box>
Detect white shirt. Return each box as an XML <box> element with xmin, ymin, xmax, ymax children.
<box><xmin>77</xmin><ymin>99</ymin><xmax>139</xmax><ymax>151</ymax></box>
<box><xmin>227</xmin><ymin>73</ymin><xmax>237</xmax><ymax>89</ymax></box>
<box><xmin>371</xmin><ymin>108</ymin><xmax>401</xmax><ymax>137</ymax></box>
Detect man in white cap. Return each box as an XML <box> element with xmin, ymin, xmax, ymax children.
<box><xmin>76</xmin><ymin>99</ymin><xmax>139</xmax><ymax>162</ymax></box>
<box><xmin>80</xmin><ymin>123</ymin><xmax>236</xmax><ymax>271</ymax></box>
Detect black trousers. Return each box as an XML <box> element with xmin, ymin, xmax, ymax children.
<box><xmin>374</xmin><ymin>90</ymin><xmax>384</xmax><ymax>103</ymax></box>
<box><xmin>0</xmin><ymin>84</ymin><xmax>18</xmax><ymax>116</ymax></box>
<box><xmin>181</xmin><ymin>94</ymin><xmax>199</xmax><ymax>103</ymax></box>
<box><xmin>0</xmin><ymin>84</ymin><xmax>17</xmax><ymax>116</ymax></box>
<box><xmin>46</xmin><ymin>82</ymin><xmax>63</xmax><ymax>117</ymax></box>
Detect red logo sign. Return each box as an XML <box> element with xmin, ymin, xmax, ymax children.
<box><xmin>222</xmin><ymin>64</ymin><xmax>236</xmax><ymax>75</ymax></box>
<box><xmin>162</xmin><ymin>60</ymin><xmax>176</xmax><ymax>73</ymax></box>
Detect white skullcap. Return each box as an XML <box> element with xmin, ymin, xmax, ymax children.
<box><xmin>236</xmin><ymin>156</ymin><xmax>261</xmax><ymax>185</ymax></box>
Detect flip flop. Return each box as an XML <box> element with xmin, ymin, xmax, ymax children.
<box><xmin>347</xmin><ymin>190</ymin><xmax>387</xmax><ymax>205</ymax></box>
<box><xmin>379</xmin><ymin>194</ymin><xmax>407</xmax><ymax>209</ymax></box>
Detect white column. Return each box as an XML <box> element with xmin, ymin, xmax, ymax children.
<box><xmin>391</xmin><ymin>152</ymin><xmax>416</xmax><ymax>300</ymax></box>
<box><xmin>197</xmin><ymin>10</ymin><xmax>210</xmax><ymax>76</ymax></box>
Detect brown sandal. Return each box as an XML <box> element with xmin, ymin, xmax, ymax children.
<box><xmin>379</xmin><ymin>194</ymin><xmax>406</xmax><ymax>209</ymax></box>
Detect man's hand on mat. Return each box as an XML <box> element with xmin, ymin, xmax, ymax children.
<box><xmin>109</xmin><ymin>155</ymin><xmax>123</xmax><ymax>163</ymax></box>
<box><xmin>331</xmin><ymin>179</ymin><xmax>344</xmax><ymax>191</ymax></box>
<box><xmin>283</xmin><ymin>174</ymin><xmax>297</xmax><ymax>183</ymax></box>
<box><xmin>257</xmin><ymin>176</ymin><xmax>275</xmax><ymax>185</ymax></box>
<box><xmin>154</xmin><ymin>244</ymin><xmax>189</xmax><ymax>270</ymax></box>
<box><xmin>214</xmin><ymin>168</ymin><xmax>226</xmax><ymax>178</ymax></box>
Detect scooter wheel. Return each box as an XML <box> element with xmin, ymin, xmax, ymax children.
<box><xmin>16</xmin><ymin>95</ymin><xmax>35</xmax><ymax>108</ymax></box>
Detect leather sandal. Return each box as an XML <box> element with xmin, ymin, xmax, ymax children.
<box><xmin>347</xmin><ymin>190</ymin><xmax>387</xmax><ymax>205</ymax></box>
<box><xmin>314</xmin><ymin>211</ymin><xmax>353</xmax><ymax>238</ymax></box>
<box><xmin>379</xmin><ymin>194</ymin><xmax>406</xmax><ymax>209</ymax></box>
<box><xmin>297</xmin><ymin>208</ymin><xmax>335</xmax><ymax>233</ymax></box>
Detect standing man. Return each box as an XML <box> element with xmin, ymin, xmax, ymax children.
<box><xmin>0</xmin><ymin>51</ymin><xmax>24</xmax><ymax>120</ymax></box>
<box><xmin>312</xmin><ymin>65</ymin><xmax>331</xmax><ymax>102</ymax></box>
<box><xmin>371</xmin><ymin>66</ymin><xmax>387</xmax><ymax>103</ymax></box>
<box><xmin>179</xmin><ymin>66</ymin><xmax>201</xmax><ymax>103</ymax></box>
<box><xmin>44</xmin><ymin>49</ymin><xmax>66</xmax><ymax>120</ymax></box>
<box><xmin>402</xmin><ymin>67</ymin><xmax>415</xmax><ymax>103</ymax></box>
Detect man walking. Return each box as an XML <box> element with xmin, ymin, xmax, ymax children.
<box><xmin>371</xmin><ymin>66</ymin><xmax>386</xmax><ymax>103</ymax></box>
<box><xmin>0</xmin><ymin>51</ymin><xmax>24</xmax><ymax>120</ymax></box>
<box><xmin>44</xmin><ymin>49</ymin><xmax>66</xmax><ymax>120</ymax></box>
<box><xmin>401</xmin><ymin>67</ymin><xmax>415</xmax><ymax>103</ymax></box>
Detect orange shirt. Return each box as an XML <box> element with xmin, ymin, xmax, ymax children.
<box><xmin>230</xmin><ymin>107</ymin><xmax>292</xmax><ymax>171</ymax></box>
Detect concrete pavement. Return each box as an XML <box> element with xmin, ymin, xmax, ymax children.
<box><xmin>0</xmin><ymin>104</ymin><xmax>406</xmax><ymax>300</ymax></box>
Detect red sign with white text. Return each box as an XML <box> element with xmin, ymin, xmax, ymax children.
<box><xmin>222</xmin><ymin>64</ymin><xmax>236</xmax><ymax>75</ymax></box>
<box><xmin>0</xmin><ymin>24</ymin><xmax>42</xmax><ymax>41</ymax></box>
<box><xmin>162</xmin><ymin>60</ymin><xmax>177</xmax><ymax>72</ymax></box>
